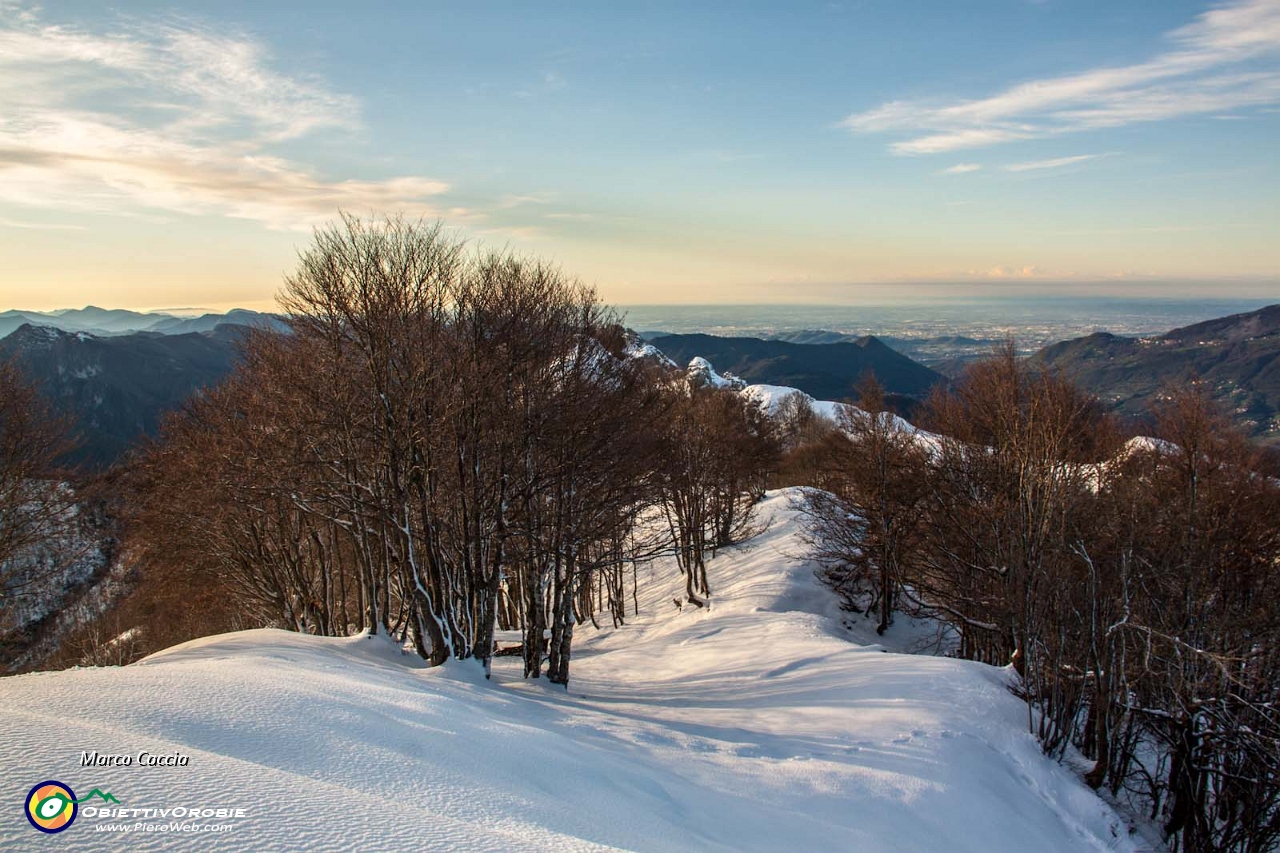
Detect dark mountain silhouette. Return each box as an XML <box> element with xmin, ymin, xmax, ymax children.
<box><xmin>767</xmin><ymin>330</ymin><xmax>858</xmax><ymax>346</ymax></box>
<box><xmin>0</xmin><ymin>306</ymin><xmax>164</xmax><ymax>338</ymax></box>
<box><xmin>0</xmin><ymin>306</ymin><xmax>282</xmax><ymax>338</ymax></box>
<box><xmin>8</xmin><ymin>301</ymin><xmax>1276</xmax><ymax>469</ymax></box>
<box><xmin>767</xmin><ymin>330</ymin><xmax>988</xmax><ymax>350</ymax></box>
<box><xmin>143</xmin><ymin>309</ymin><xmax>284</xmax><ymax>335</ymax></box>
<box><xmin>48</xmin><ymin>306</ymin><xmax>162</xmax><ymax>333</ymax></box>
<box><xmin>1160</xmin><ymin>303</ymin><xmax>1280</xmax><ymax>344</ymax></box>
<box><xmin>1033</xmin><ymin>303</ymin><xmax>1280</xmax><ymax>444</ymax></box>
<box><xmin>0</xmin><ymin>324</ymin><xmax>246</xmax><ymax>466</ymax></box>
<box><xmin>648</xmin><ymin>333</ymin><xmax>945</xmax><ymax>401</ymax></box>
<box><xmin>0</xmin><ymin>310</ymin><xmax>59</xmax><ymax>339</ymax></box>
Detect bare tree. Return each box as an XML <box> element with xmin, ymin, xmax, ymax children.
<box><xmin>914</xmin><ymin>343</ymin><xmax>1114</xmax><ymax>672</ymax></box>
<box><xmin>797</xmin><ymin>345</ymin><xmax>1280</xmax><ymax>852</ymax></box>
<box><xmin>0</xmin><ymin>359</ymin><xmax>85</xmax><ymax>652</ymax></box>
<box><xmin>804</xmin><ymin>375</ymin><xmax>928</xmax><ymax>635</ymax></box>
<box><xmin>659</xmin><ymin>383</ymin><xmax>778</xmax><ymax>607</ymax></box>
<box><xmin>125</xmin><ymin>215</ymin><xmax>673</xmax><ymax>688</ymax></box>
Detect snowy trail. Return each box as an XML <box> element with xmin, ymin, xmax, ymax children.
<box><xmin>0</xmin><ymin>490</ymin><xmax>1137</xmax><ymax>852</ymax></box>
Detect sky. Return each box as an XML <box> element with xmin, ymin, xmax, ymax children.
<box><xmin>0</xmin><ymin>0</ymin><xmax>1277</xmax><ymax>312</ymax></box>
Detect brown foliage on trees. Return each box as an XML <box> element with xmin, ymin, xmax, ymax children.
<box><xmin>659</xmin><ymin>380</ymin><xmax>779</xmax><ymax>607</ymax></box>
<box><xmin>0</xmin><ymin>358</ymin><xmax>86</xmax><ymax>655</ymax></box>
<box><xmin>801</xmin><ymin>347</ymin><xmax>1280</xmax><ymax>852</ymax></box>
<box><xmin>124</xmin><ymin>215</ymin><xmax>752</xmax><ymax>687</ymax></box>
<box><xmin>803</xmin><ymin>375</ymin><xmax>928</xmax><ymax>635</ymax></box>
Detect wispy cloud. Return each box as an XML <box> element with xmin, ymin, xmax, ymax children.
<box><xmin>842</xmin><ymin>0</ymin><xmax>1280</xmax><ymax>153</ymax></box>
<box><xmin>0</xmin><ymin>6</ymin><xmax>454</xmax><ymax>229</ymax></box>
<box><xmin>939</xmin><ymin>163</ymin><xmax>982</xmax><ymax>174</ymax></box>
<box><xmin>498</xmin><ymin>193</ymin><xmax>554</xmax><ymax>209</ymax></box>
<box><xmin>969</xmin><ymin>265</ymin><xmax>1053</xmax><ymax>280</ymax></box>
<box><xmin>1004</xmin><ymin>153</ymin><xmax>1103</xmax><ymax>172</ymax></box>
<box><xmin>0</xmin><ymin>216</ymin><xmax>84</xmax><ymax>231</ymax></box>
<box><xmin>477</xmin><ymin>225</ymin><xmax>541</xmax><ymax>242</ymax></box>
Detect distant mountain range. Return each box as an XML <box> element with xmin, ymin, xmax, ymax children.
<box><xmin>648</xmin><ymin>333</ymin><xmax>945</xmax><ymax>401</ymax></box>
<box><xmin>0</xmin><ymin>324</ymin><xmax>248</xmax><ymax>466</ymax></box>
<box><xmin>0</xmin><ymin>306</ymin><xmax>283</xmax><ymax>339</ymax></box>
<box><xmin>761</xmin><ymin>330</ymin><xmax>999</xmax><ymax>374</ymax></box>
<box><xmin>2</xmin><ymin>322</ymin><xmax>952</xmax><ymax>467</ymax></box>
<box><xmin>1033</xmin><ymin>303</ymin><xmax>1280</xmax><ymax>444</ymax></box>
<box><xmin>3</xmin><ymin>302</ymin><xmax>1278</xmax><ymax>468</ymax></box>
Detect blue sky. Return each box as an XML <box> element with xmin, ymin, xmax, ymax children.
<box><xmin>0</xmin><ymin>0</ymin><xmax>1277</xmax><ymax>310</ymax></box>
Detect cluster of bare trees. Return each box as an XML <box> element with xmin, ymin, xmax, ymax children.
<box><xmin>659</xmin><ymin>380</ymin><xmax>777</xmax><ymax>607</ymax></box>
<box><xmin>0</xmin><ymin>360</ymin><xmax>95</xmax><ymax>661</ymax></box>
<box><xmin>0</xmin><ymin>361</ymin><xmax>77</xmax><ymax>579</ymax></box>
<box><xmin>124</xmin><ymin>215</ymin><xmax>775</xmax><ymax>686</ymax></box>
<box><xmin>805</xmin><ymin>346</ymin><xmax>1280</xmax><ymax>852</ymax></box>
<box><xmin>1068</xmin><ymin>394</ymin><xmax>1280</xmax><ymax>853</ymax></box>
<box><xmin>802</xmin><ymin>376</ymin><xmax>928</xmax><ymax>637</ymax></box>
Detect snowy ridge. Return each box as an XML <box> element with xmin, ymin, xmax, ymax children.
<box><xmin>623</xmin><ymin>339</ymin><xmax>678</xmax><ymax>369</ymax></box>
<box><xmin>741</xmin><ymin>381</ymin><xmax>846</xmax><ymax>422</ymax></box>
<box><xmin>686</xmin><ymin>355</ymin><xmax>745</xmax><ymax>390</ymax></box>
<box><xmin>691</xmin><ymin>357</ymin><xmax>943</xmax><ymax>449</ymax></box>
<box><xmin>688</xmin><ymin>355</ymin><xmax>917</xmax><ymax>433</ymax></box>
<box><xmin>741</xmin><ymin>380</ymin><xmax>936</xmax><ymax>445</ymax></box>
<box><xmin>693</xmin><ymin>356</ymin><xmax>1164</xmax><ymax>462</ymax></box>
<box><xmin>0</xmin><ymin>491</ymin><xmax>1135</xmax><ymax>852</ymax></box>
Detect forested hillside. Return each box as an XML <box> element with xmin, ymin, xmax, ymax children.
<box><xmin>648</xmin><ymin>332</ymin><xmax>944</xmax><ymax>401</ymax></box>
<box><xmin>0</xmin><ymin>324</ymin><xmax>245</xmax><ymax>465</ymax></box>
<box><xmin>1033</xmin><ymin>303</ymin><xmax>1280</xmax><ymax>444</ymax></box>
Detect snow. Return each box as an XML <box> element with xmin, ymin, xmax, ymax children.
<box><xmin>741</xmin><ymin>378</ymin><xmax>946</xmax><ymax>456</ymax></box>
<box><xmin>1117</xmin><ymin>435</ymin><xmax>1177</xmax><ymax>457</ymax></box>
<box><xmin>8</xmin><ymin>324</ymin><xmax>64</xmax><ymax>349</ymax></box>
<box><xmin>686</xmin><ymin>356</ymin><xmax>745</xmax><ymax>390</ymax></box>
<box><xmin>729</xmin><ymin>363</ymin><xmax>1165</xmax><ymax>465</ymax></box>
<box><xmin>0</xmin><ymin>491</ymin><xmax>1137</xmax><ymax>852</ymax></box>
<box><xmin>742</xmin><ymin>381</ymin><xmax>846</xmax><ymax>423</ymax></box>
<box><xmin>1</xmin><ymin>487</ymin><xmax>109</xmax><ymax>669</ymax></box>
<box><xmin>623</xmin><ymin>340</ymin><xmax>678</xmax><ymax>369</ymax></box>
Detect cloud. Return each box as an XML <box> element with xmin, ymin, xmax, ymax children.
<box><xmin>477</xmin><ymin>225</ymin><xmax>541</xmax><ymax>241</ymax></box>
<box><xmin>1004</xmin><ymin>153</ymin><xmax>1103</xmax><ymax>172</ymax></box>
<box><xmin>842</xmin><ymin>0</ymin><xmax>1280</xmax><ymax>153</ymax></box>
<box><xmin>939</xmin><ymin>163</ymin><xmax>982</xmax><ymax>174</ymax></box>
<box><xmin>883</xmin><ymin>128</ymin><xmax>1035</xmax><ymax>155</ymax></box>
<box><xmin>498</xmin><ymin>193</ymin><xmax>554</xmax><ymax>209</ymax></box>
<box><xmin>0</xmin><ymin>6</ymin><xmax>454</xmax><ymax>230</ymax></box>
<box><xmin>971</xmin><ymin>265</ymin><xmax>1053</xmax><ymax>279</ymax></box>
<box><xmin>0</xmin><ymin>216</ymin><xmax>84</xmax><ymax>231</ymax></box>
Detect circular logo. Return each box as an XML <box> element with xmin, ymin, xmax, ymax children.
<box><xmin>25</xmin><ymin>781</ymin><xmax>78</xmax><ymax>834</ymax></box>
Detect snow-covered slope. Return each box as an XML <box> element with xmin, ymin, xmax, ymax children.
<box><xmin>742</xmin><ymin>380</ymin><xmax>845</xmax><ymax>422</ymax></box>
<box><xmin>684</xmin><ymin>355</ymin><xmax>917</xmax><ymax>436</ymax></box>
<box><xmin>0</xmin><ymin>491</ymin><xmax>1135</xmax><ymax>852</ymax></box>
<box><xmin>731</xmin><ymin>364</ymin><xmax>943</xmax><ymax>452</ymax></box>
